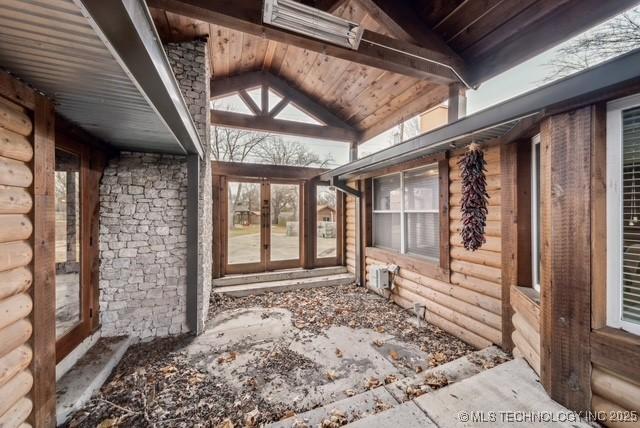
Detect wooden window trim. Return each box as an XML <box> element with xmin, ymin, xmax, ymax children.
<box><xmin>368</xmin><ymin>155</ymin><xmax>450</xmax><ymax>276</ymax></box>
<box><xmin>591</xmin><ymin>326</ymin><xmax>640</xmax><ymax>385</ymax></box>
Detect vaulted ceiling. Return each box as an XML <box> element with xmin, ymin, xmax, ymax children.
<box><xmin>148</xmin><ymin>0</ymin><xmax>636</xmax><ymax>142</ymax></box>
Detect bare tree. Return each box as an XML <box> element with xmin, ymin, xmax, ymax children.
<box><xmin>543</xmin><ymin>7</ymin><xmax>640</xmax><ymax>81</ymax></box>
<box><xmin>211</xmin><ymin>126</ymin><xmax>272</xmax><ymax>162</ymax></box>
<box><xmin>252</xmin><ymin>138</ymin><xmax>333</xmax><ymax>224</ymax></box>
<box><xmin>253</xmin><ymin>138</ymin><xmax>334</xmax><ymax>168</ymax></box>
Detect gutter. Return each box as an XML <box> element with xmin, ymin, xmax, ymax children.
<box><xmin>76</xmin><ymin>0</ymin><xmax>203</xmax><ymax>157</ymax></box>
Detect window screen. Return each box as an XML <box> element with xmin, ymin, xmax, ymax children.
<box><xmin>372</xmin><ymin>165</ymin><xmax>439</xmax><ymax>260</ymax></box>
<box><xmin>622</xmin><ymin>106</ymin><xmax>640</xmax><ymax>325</ymax></box>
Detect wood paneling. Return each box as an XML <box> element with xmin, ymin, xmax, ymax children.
<box><xmin>540</xmin><ymin>107</ymin><xmax>593</xmax><ymax>412</ymax></box>
<box><xmin>0</xmin><ymin>78</ymin><xmax>39</xmax><ymax>427</ymax></box>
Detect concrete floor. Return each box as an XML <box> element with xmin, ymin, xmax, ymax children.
<box><xmin>186</xmin><ymin>307</ymin><xmax>433</xmax><ymax>411</ymax></box>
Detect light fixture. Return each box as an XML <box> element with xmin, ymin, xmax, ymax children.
<box><xmin>263</xmin><ymin>0</ymin><xmax>364</xmax><ymax>50</ymax></box>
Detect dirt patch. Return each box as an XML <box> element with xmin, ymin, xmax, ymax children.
<box><xmin>67</xmin><ymin>285</ymin><xmax>475</xmax><ymax>427</ymax></box>
<box><xmin>210</xmin><ymin>284</ymin><xmax>474</xmax><ymax>364</ymax></box>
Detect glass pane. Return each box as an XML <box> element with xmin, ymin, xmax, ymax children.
<box><xmin>271</xmin><ymin>183</ymin><xmax>300</xmax><ymax>261</ymax></box>
<box><xmin>228</xmin><ymin>181</ymin><xmax>261</xmax><ymax>264</ymax></box>
<box><xmin>373</xmin><ymin>174</ymin><xmax>401</xmax><ymax>211</ymax></box>
<box><xmin>622</xmin><ymin>106</ymin><xmax>640</xmax><ymax>324</ymax></box>
<box><xmin>316</xmin><ymin>185</ymin><xmax>337</xmax><ymax>258</ymax></box>
<box><xmin>405</xmin><ymin>212</ymin><xmax>439</xmax><ymax>260</ymax></box>
<box><xmin>404</xmin><ymin>165</ymin><xmax>439</xmax><ymax>211</ymax></box>
<box><xmin>373</xmin><ymin>213</ymin><xmax>401</xmax><ymax>251</ymax></box>
<box><xmin>55</xmin><ymin>149</ymin><xmax>81</xmax><ymax>339</ymax></box>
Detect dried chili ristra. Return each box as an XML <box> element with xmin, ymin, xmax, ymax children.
<box><xmin>457</xmin><ymin>142</ymin><xmax>489</xmax><ymax>251</ymax></box>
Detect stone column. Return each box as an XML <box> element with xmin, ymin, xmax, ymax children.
<box><xmin>165</xmin><ymin>40</ymin><xmax>213</xmax><ymax>333</ymax></box>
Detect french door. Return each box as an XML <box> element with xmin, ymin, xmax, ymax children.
<box><xmin>225</xmin><ymin>179</ymin><xmax>302</xmax><ymax>274</ymax></box>
<box><xmin>55</xmin><ymin>138</ymin><xmax>92</xmax><ymax>361</ymax></box>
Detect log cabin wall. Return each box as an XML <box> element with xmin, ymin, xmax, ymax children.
<box><xmin>363</xmin><ymin>144</ymin><xmax>503</xmax><ymax>350</ymax></box>
<box><xmin>345</xmin><ymin>181</ymin><xmax>357</xmax><ymax>275</ymax></box>
<box><xmin>0</xmin><ymin>73</ymin><xmax>56</xmax><ymax>427</ymax></box>
<box><xmin>510</xmin><ymin>286</ymin><xmax>541</xmax><ymax>375</ymax></box>
<box><xmin>0</xmin><ymin>92</ymin><xmax>36</xmax><ymax>428</ymax></box>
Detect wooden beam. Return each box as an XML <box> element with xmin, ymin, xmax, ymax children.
<box><xmin>467</xmin><ymin>0</ymin><xmax>639</xmax><ymax>84</ymax></box>
<box><xmin>212</xmin><ymin>161</ymin><xmax>327</xmax><ymax>180</ymax></box>
<box><xmin>29</xmin><ymin>94</ymin><xmax>56</xmax><ymax>427</ymax></box>
<box><xmin>357</xmin><ymin>0</ymin><xmax>467</xmax><ymax>73</ymax></box>
<box><xmin>211</xmin><ymin>71</ymin><xmax>356</xmax><ymax>131</ymax></box>
<box><xmin>211</xmin><ymin>110</ymin><xmax>358</xmax><ymax>141</ymax></box>
<box><xmin>540</xmin><ymin>106</ymin><xmax>593</xmax><ymax>412</ymax></box>
<box><xmin>148</xmin><ymin>0</ymin><xmax>460</xmax><ymax>83</ymax></box>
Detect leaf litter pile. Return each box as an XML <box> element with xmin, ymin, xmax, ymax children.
<box><xmin>66</xmin><ymin>284</ymin><xmax>476</xmax><ymax>427</ymax></box>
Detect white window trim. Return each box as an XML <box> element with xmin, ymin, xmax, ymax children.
<box><xmin>531</xmin><ymin>133</ymin><xmax>541</xmax><ymax>293</ymax></box>
<box><xmin>372</xmin><ymin>165</ymin><xmax>439</xmax><ymax>259</ymax></box>
<box><xmin>606</xmin><ymin>93</ymin><xmax>640</xmax><ymax>336</ymax></box>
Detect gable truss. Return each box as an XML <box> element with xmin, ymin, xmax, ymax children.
<box><xmin>211</xmin><ymin>71</ymin><xmax>360</xmax><ymax>142</ymax></box>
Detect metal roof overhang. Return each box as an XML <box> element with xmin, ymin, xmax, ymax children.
<box><xmin>323</xmin><ymin>47</ymin><xmax>640</xmax><ymax>182</ymax></box>
<box><xmin>0</xmin><ymin>0</ymin><xmax>202</xmax><ymax>156</ymax></box>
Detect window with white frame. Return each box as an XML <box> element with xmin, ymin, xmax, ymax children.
<box><xmin>373</xmin><ymin>164</ymin><xmax>439</xmax><ymax>261</ymax></box>
<box><xmin>531</xmin><ymin>134</ymin><xmax>541</xmax><ymax>292</ymax></box>
<box><xmin>607</xmin><ymin>93</ymin><xmax>640</xmax><ymax>335</ymax></box>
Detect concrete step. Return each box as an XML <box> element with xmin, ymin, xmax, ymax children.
<box><xmin>56</xmin><ymin>336</ymin><xmax>131</xmax><ymax>426</ymax></box>
<box><xmin>266</xmin><ymin>387</ymin><xmax>399</xmax><ymax>428</ymax></box>
<box><xmin>213</xmin><ymin>272</ymin><xmax>355</xmax><ymax>297</ymax></box>
<box><xmin>345</xmin><ymin>401</ymin><xmax>437</xmax><ymax>428</ymax></box>
<box><xmin>385</xmin><ymin>346</ymin><xmax>509</xmax><ymax>403</ymax></box>
<box><xmin>213</xmin><ymin>266</ymin><xmax>348</xmax><ymax>287</ymax></box>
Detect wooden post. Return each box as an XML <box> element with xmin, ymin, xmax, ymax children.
<box><xmin>540</xmin><ymin>107</ymin><xmax>593</xmax><ymax>412</ymax></box>
<box><xmin>501</xmin><ymin>143</ymin><xmax>517</xmax><ymax>352</ymax></box>
<box><xmin>30</xmin><ymin>94</ymin><xmax>56</xmax><ymax>427</ymax></box>
<box><xmin>448</xmin><ymin>83</ymin><xmax>466</xmax><ymax>123</ymax></box>
<box><xmin>359</xmin><ymin>178</ymin><xmax>372</xmax><ymax>286</ymax></box>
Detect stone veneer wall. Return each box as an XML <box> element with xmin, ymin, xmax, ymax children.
<box><xmin>166</xmin><ymin>40</ymin><xmax>213</xmax><ymax>333</ymax></box>
<box><xmin>99</xmin><ymin>153</ymin><xmax>189</xmax><ymax>338</ymax></box>
<box><xmin>99</xmin><ymin>40</ymin><xmax>212</xmax><ymax>339</ymax></box>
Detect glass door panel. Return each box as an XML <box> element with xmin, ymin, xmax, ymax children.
<box><xmin>227</xmin><ymin>181</ymin><xmax>262</xmax><ymax>266</ymax></box>
<box><xmin>316</xmin><ymin>185</ymin><xmax>337</xmax><ymax>259</ymax></box>
<box><xmin>55</xmin><ymin>148</ymin><xmax>82</xmax><ymax>339</ymax></box>
<box><xmin>270</xmin><ymin>183</ymin><xmax>300</xmax><ymax>263</ymax></box>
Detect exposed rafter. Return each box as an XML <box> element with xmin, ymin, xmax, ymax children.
<box><xmin>357</xmin><ymin>0</ymin><xmax>466</xmax><ymax>70</ymax></box>
<box><xmin>211</xmin><ymin>71</ymin><xmax>360</xmax><ymax>141</ymax></box>
<box><xmin>147</xmin><ymin>0</ymin><xmax>464</xmax><ymax>84</ymax></box>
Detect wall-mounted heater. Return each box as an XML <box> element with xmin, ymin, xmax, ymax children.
<box><xmin>263</xmin><ymin>0</ymin><xmax>364</xmax><ymax>50</ymax></box>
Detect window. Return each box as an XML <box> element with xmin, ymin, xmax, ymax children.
<box><xmin>531</xmin><ymin>134</ymin><xmax>541</xmax><ymax>292</ymax></box>
<box><xmin>373</xmin><ymin>164</ymin><xmax>439</xmax><ymax>261</ymax></box>
<box><xmin>607</xmin><ymin>93</ymin><xmax>640</xmax><ymax>335</ymax></box>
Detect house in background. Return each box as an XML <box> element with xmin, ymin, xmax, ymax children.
<box><xmin>0</xmin><ymin>0</ymin><xmax>638</xmax><ymax>426</ymax></box>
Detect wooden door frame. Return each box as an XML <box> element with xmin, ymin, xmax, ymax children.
<box><xmin>266</xmin><ymin>179</ymin><xmax>304</xmax><ymax>271</ymax></box>
<box><xmin>223</xmin><ymin>177</ymin><xmax>305</xmax><ymax>274</ymax></box>
<box><xmin>224</xmin><ymin>177</ymin><xmax>266</xmax><ymax>275</ymax></box>
<box><xmin>54</xmin><ymin>136</ymin><xmax>92</xmax><ymax>362</ymax></box>
<box><xmin>312</xmin><ymin>181</ymin><xmax>343</xmax><ymax>268</ymax></box>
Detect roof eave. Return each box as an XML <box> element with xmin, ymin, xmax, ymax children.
<box><xmin>77</xmin><ymin>0</ymin><xmax>203</xmax><ymax>157</ymax></box>
<box><xmin>323</xmin><ymin>47</ymin><xmax>640</xmax><ymax>182</ymax></box>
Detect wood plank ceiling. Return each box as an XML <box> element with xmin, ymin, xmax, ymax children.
<box><xmin>149</xmin><ymin>0</ymin><xmax>636</xmax><ymax>142</ymax></box>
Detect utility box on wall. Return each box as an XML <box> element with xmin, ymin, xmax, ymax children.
<box><xmin>371</xmin><ymin>266</ymin><xmax>390</xmax><ymax>290</ymax></box>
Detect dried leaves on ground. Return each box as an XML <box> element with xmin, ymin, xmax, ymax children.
<box><xmin>67</xmin><ymin>284</ymin><xmax>474</xmax><ymax>427</ymax></box>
